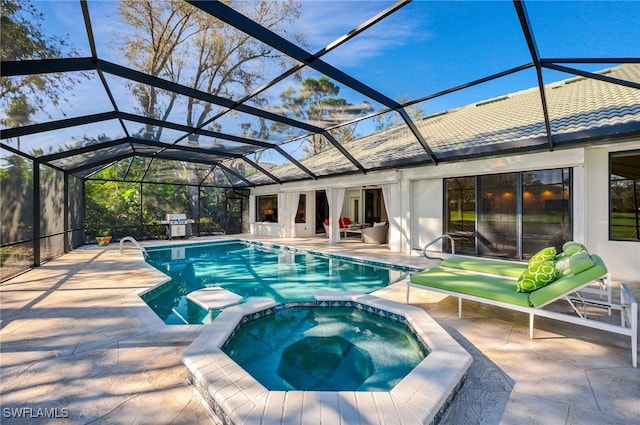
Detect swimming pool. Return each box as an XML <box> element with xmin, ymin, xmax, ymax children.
<box><xmin>142</xmin><ymin>240</ymin><xmax>414</xmax><ymax>324</ymax></box>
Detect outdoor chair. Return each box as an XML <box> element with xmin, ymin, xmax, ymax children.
<box><xmin>361</xmin><ymin>223</ymin><xmax>388</xmax><ymax>244</ymax></box>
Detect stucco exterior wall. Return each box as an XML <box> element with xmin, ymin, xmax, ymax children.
<box><xmin>249</xmin><ymin>141</ymin><xmax>640</xmax><ymax>281</ymax></box>
<box><xmin>410</xmin><ymin>178</ymin><xmax>442</xmax><ymax>252</ymax></box>
<box><xmin>249</xmin><ymin>187</ymin><xmax>285</xmax><ymax>237</ymax></box>
<box><xmin>404</xmin><ymin>148</ymin><xmax>585</xmax><ymax>254</ymax></box>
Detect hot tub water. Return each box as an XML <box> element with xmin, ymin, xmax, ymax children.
<box><xmin>222</xmin><ymin>305</ymin><xmax>429</xmax><ymax>391</ymax></box>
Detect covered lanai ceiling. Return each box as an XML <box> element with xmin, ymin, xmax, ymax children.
<box><xmin>2</xmin><ymin>0</ymin><xmax>640</xmax><ymax>188</ymax></box>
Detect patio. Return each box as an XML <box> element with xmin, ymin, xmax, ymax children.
<box><xmin>1</xmin><ymin>236</ymin><xmax>638</xmax><ymax>424</ymax></box>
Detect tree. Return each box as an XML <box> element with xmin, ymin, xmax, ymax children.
<box><xmin>117</xmin><ymin>0</ymin><xmax>303</xmax><ymax>220</ymax></box>
<box><xmin>273</xmin><ymin>76</ymin><xmax>372</xmax><ymax>155</ymax></box>
<box><xmin>0</xmin><ymin>152</ymin><xmax>34</xmax><ymax>245</ymax></box>
<box><xmin>0</xmin><ymin>94</ymin><xmax>35</xmax><ymax>150</ymax></box>
<box><xmin>373</xmin><ymin>96</ymin><xmax>425</xmax><ymax>132</ymax></box>
<box><xmin>1</xmin><ymin>0</ymin><xmax>82</xmax><ymax>127</ymax></box>
<box><xmin>0</xmin><ymin>0</ymin><xmax>85</xmax><ymax>265</ymax></box>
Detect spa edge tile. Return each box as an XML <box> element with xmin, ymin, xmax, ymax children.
<box><xmin>337</xmin><ymin>392</ymin><xmax>361</xmax><ymax>425</ymax></box>
<box><xmin>281</xmin><ymin>391</ymin><xmax>304</xmax><ymax>425</ymax></box>
<box><xmin>300</xmin><ymin>391</ymin><xmax>323</xmax><ymax>424</ymax></box>
<box><xmin>318</xmin><ymin>391</ymin><xmax>342</xmax><ymax>425</ymax></box>
<box><xmin>372</xmin><ymin>391</ymin><xmax>404</xmax><ymax>425</ymax></box>
<box><xmin>354</xmin><ymin>391</ymin><xmax>384</xmax><ymax>425</ymax></box>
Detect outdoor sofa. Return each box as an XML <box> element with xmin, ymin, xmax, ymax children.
<box><xmin>323</xmin><ymin>217</ymin><xmax>355</xmax><ymax>237</ymax></box>
<box><xmin>407</xmin><ymin>241</ymin><xmax>638</xmax><ymax>367</ymax></box>
<box><xmin>323</xmin><ymin>218</ymin><xmax>389</xmax><ymax>243</ymax></box>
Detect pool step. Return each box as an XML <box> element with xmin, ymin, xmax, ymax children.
<box><xmin>186</xmin><ymin>287</ymin><xmax>242</xmax><ymax>311</ymax></box>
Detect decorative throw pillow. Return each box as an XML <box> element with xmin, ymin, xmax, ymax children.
<box><xmin>561</xmin><ymin>241</ymin><xmax>587</xmax><ymax>257</ymax></box>
<box><xmin>515</xmin><ymin>260</ymin><xmax>560</xmax><ymax>293</ymax></box>
<box><xmin>528</xmin><ymin>247</ymin><xmax>556</xmax><ymax>267</ymax></box>
<box><xmin>568</xmin><ymin>252</ymin><xmax>596</xmax><ymax>275</ymax></box>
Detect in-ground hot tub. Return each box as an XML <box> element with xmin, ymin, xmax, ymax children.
<box><xmin>182</xmin><ymin>291</ymin><xmax>472</xmax><ymax>424</ymax></box>
<box><xmin>223</xmin><ymin>301</ymin><xmax>429</xmax><ymax>392</ymax></box>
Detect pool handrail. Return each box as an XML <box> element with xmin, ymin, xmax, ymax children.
<box><xmin>119</xmin><ymin>236</ymin><xmax>147</xmax><ymax>255</ymax></box>
<box><xmin>423</xmin><ymin>234</ymin><xmax>455</xmax><ymax>260</ymax></box>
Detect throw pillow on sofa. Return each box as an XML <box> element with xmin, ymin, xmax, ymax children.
<box><xmin>516</xmin><ymin>260</ymin><xmax>560</xmax><ymax>293</ymax></box>
<box><xmin>338</xmin><ymin>217</ymin><xmax>351</xmax><ymax>228</ymax></box>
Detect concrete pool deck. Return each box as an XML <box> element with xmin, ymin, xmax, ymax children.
<box><xmin>1</xmin><ymin>235</ymin><xmax>639</xmax><ymax>424</ymax></box>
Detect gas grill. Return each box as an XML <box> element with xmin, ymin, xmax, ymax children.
<box><xmin>157</xmin><ymin>213</ymin><xmax>194</xmax><ymax>239</ymax></box>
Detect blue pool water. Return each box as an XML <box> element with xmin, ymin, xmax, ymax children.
<box><xmin>222</xmin><ymin>305</ymin><xmax>428</xmax><ymax>391</ymax></box>
<box><xmin>142</xmin><ymin>240</ymin><xmax>412</xmax><ymax>324</ymax></box>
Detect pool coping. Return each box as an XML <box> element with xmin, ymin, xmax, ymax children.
<box><xmin>123</xmin><ymin>251</ymin><xmax>205</xmax><ymax>336</ymax></box>
<box><xmin>182</xmin><ymin>291</ymin><xmax>472</xmax><ymax>425</ymax></box>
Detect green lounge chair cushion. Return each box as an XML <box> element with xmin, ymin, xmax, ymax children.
<box><xmin>410</xmin><ymin>268</ymin><xmax>531</xmax><ymax>307</ymax></box>
<box><xmin>440</xmin><ymin>256</ymin><xmax>527</xmax><ymax>278</ymax></box>
<box><xmin>411</xmin><ymin>255</ymin><xmax>607</xmax><ymax>309</ymax></box>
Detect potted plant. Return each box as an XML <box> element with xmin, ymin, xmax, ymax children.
<box><xmin>96</xmin><ymin>229</ymin><xmax>112</xmax><ymax>247</ymax></box>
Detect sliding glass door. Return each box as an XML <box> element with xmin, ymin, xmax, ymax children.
<box><xmin>477</xmin><ymin>173</ymin><xmax>518</xmax><ymax>258</ymax></box>
<box><xmin>444</xmin><ymin>168</ymin><xmax>572</xmax><ymax>261</ymax></box>
<box><xmin>521</xmin><ymin>169</ymin><xmax>571</xmax><ymax>256</ymax></box>
<box><xmin>444</xmin><ymin>176</ymin><xmax>476</xmax><ymax>255</ymax></box>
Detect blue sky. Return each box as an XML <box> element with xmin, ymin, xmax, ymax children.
<box><xmin>300</xmin><ymin>0</ymin><xmax>639</xmax><ymax>107</ymax></box>
<box><xmin>14</xmin><ymin>0</ymin><xmax>640</xmax><ymax>135</ymax></box>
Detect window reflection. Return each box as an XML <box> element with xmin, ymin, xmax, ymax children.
<box><xmin>610</xmin><ymin>151</ymin><xmax>640</xmax><ymax>241</ymax></box>
<box><xmin>257</xmin><ymin>195</ymin><xmax>278</xmax><ymax>223</ymax></box>
<box><xmin>478</xmin><ymin>173</ymin><xmax>518</xmax><ymax>258</ymax></box>
<box><xmin>444</xmin><ymin>177</ymin><xmax>476</xmax><ymax>255</ymax></box>
<box><xmin>522</xmin><ymin>168</ymin><xmax>571</xmax><ymax>256</ymax></box>
<box><xmin>445</xmin><ymin>168</ymin><xmax>572</xmax><ymax>260</ymax></box>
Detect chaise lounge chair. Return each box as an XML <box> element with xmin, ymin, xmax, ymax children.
<box><xmin>407</xmin><ymin>241</ymin><xmax>638</xmax><ymax>367</ymax></box>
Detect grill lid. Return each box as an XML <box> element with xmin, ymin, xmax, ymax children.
<box><xmin>158</xmin><ymin>213</ymin><xmax>194</xmax><ymax>224</ymax></box>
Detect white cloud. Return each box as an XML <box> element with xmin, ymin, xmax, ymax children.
<box><xmin>296</xmin><ymin>1</ymin><xmax>432</xmax><ymax>68</ymax></box>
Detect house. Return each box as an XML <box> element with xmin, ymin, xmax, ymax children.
<box><xmin>249</xmin><ymin>64</ymin><xmax>640</xmax><ymax>282</ymax></box>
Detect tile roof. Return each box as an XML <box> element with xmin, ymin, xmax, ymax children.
<box><xmin>246</xmin><ymin>64</ymin><xmax>640</xmax><ymax>183</ymax></box>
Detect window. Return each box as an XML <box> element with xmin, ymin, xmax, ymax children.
<box><xmin>295</xmin><ymin>194</ymin><xmax>306</xmax><ymax>223</ymax></box>
<box><xmin>444</xmin><ymin>167</ymin><xmax>572</xmax><ymax>260</ymax></box>
<box><xmin>256</xmin><ymin>195</ymin><xmax>278</xmax><ymax>222</ymax></box>
<box><xmin>610</xmin><ymin>151</ymin><xmax>640</xmax><ymax>241</ymax></box>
